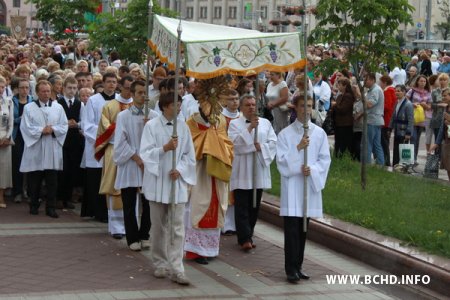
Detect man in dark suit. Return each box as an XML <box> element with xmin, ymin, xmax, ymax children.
<box><xmin>389</xmin><ymin>84</ymin><xmax>414</xmax><ymax>166</ymax></box>
<box><xmin>57</xmin><ymin>76</ymin><xmax>85</xmax><ymax>209</ymax></box>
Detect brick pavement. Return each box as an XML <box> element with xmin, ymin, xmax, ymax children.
<box><xmin>0</xmin><ymin>200</ymin><xmax>434</xmax><ymax>299</ymax></box>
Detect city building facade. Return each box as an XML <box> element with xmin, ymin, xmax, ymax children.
<box><xmin>0</xmin><ymin>0</ymin><xmax>38</xmax><ymax>30</ymax></box>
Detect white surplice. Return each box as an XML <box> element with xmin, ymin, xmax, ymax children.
<box><xmin>139</xmin><ymin>115</ymin><xmax>196</xmax><ymax>203</ymax></box>
<box><xmin>82</xmin><ymin>92</ymin><xmax>119</xmax><ymax>168</ymax></box>
<box><xmin>181</xmin><ymin>93</ymin><xmax>199</xmax><ymax>120</ymax></box>
<box><xmin>276</xmin><ymin>120</ymin><xmax>331</xmax><ymax>218</ymax></box>
<box><xmin>20</xmin><ymin>101</ymin><xmax>68</xmax><ymax>172</ymax></box>
<box><xmin>113</xmin><ymin>108</ymin><xmax>158</xmax><ymax>189</ymax></box>
<box><xmin>228</xmin><ymin>116</ymin><xmax>277</xmax><ymax>191</ymax></box>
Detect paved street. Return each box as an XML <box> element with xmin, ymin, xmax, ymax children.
<box><xmin>0</xmin><ymin>201</ymin><xmax>437</xmax><ymax>300</ymax></box>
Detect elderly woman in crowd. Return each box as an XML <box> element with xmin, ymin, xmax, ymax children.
<box><xmin>266</xmin><ymin>71</ymin><xmax>289</xmax><ymax>134</ymax></box>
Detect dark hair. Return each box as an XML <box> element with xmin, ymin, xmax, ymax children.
<box><xmin>428</xmin><ymin>74</ymin><xmax>439</xmax><ymax>86</ymax></box>
<box><xmin>337</xmin><ymin>77</ymin><xmax>355</xmax><ymax>97</ymax></box>
<box><xmin>379</xmin><ymin>74</ymin><xmax>393</xmax><ymax>86</ymax></box>
<box><xmin>395</xmin><ymin>84</ymin><xmax>407</xmax><ymax>93</ymax></box>
<box><xmin>130</xmin><ymin>80</ymin><xmax>145</xmax><ymax>93</ymax></box>
<box><xmin>103</xmin><ymin>72</ymin><xmax>118</xmax><ymax>82</ymax></box>
<box><xmin>119</xmin><ymin>75</ymin><xmax>134</xmax><ymax>85</ymax></box>
<box><xmin>413</xmin><ymin>75</ymin><xmax>430</xmax><ymax>92</ymax></box>
<box><xmin>158</xmin><ymin>91</ymin><xmax>181</xmax><ymax>111</ymax></box>
<box><xmin>292</xmin><ymin>94</ymin><xmax>313</xmax><ymax>107</ymax></box>
<box><xmin>236</xmin><ymin>78</ymin><xmax>253</xmax><ymax>96</ymax></box>
<box><xmin>75</xmin><ymin>71</ymin><xmax>90</xmax><ymax>79</ymax></box>
<box><xmin>167</xmin><ymin>77</ymin><xmax>184</xmax><ymax>91</ymax></box>
<box><xmin>119</xmin><ymin>65</ymin><xmax>130</xmax><ymax>73</ymax></box>
<box><xmin>159</xmin><ymin>78</ymin><xmax>168</xmax><ymax>92</ymax></box>
<box><xmin>109</xmin><ymin>51</ymin><xmax>120</xmax><ymax>61</ymax></box>
<box><xmin>365</xmin><ymin>73</ymin><xmax>376</xmax><ymax>81</ymax></box>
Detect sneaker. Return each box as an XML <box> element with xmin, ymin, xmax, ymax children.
<box><xmin>141</xmin><ymin>239</ymin><xmax>150</xmax><ymax>250</ymax></box>
<box><xmin>153</xmin><ymin>268</ymin><xmax>168</xmax><ymax>278</ymax></box>
<box><xmin>129</xmin><ymin>242</ymin><xmax>141</xmax><ymax>251</ymax></box>
<box><xmin>14</xmin><ymin>194</ymin><xmax>22</xmax><ymax>203</ymax></box>
<box><xmin>171</xmin><ymin>272</ymin><xmax>190</xmax><ymax>285</ymax></box>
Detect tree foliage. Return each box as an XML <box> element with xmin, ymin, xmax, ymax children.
<box><xmin>309</xmin><ymin>0</ymin><xmax>414</xmax><ymax>189</ymax></box>
<box><xmin>435</xmin><ymin>0</ymin><xmax>450</xmax><ymax>40</ymax></box>
<box><xmin>88</xmin><ymin>0</ymin><xmax>177</xmax><ymax>64</ymax></box>
<box><xmin>26</xmin><ymin>0</ymin><xmax>100</xmax><ymax>39</ymax></box>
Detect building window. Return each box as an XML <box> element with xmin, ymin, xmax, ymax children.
<box><xmin>261</xmin><ymin>6</ymin><xmax>268</xmax><ymax>19</ymax></box>
<box><xmin>13</xmin><ymin>0</ymin><xmax>21</xmax><ymax>8</ymax></box>
<box><xmin>214</xmin><ymin>7</ymin><xmax>222</xmax><ymax>19</ymax></box>
<box><xmin>200</xmin><ymin>6</ymin><xmax>207</xmax><ymax>19</ymax></box>
<box><xmin>228</xmin><ymin>6</ymin><xmax>237</xmax><ymax>19</ymax></box>
<box><xmin>187</xmin><ymin>7</ymin><xmax>194</xmax><ymax>19</ymax></box>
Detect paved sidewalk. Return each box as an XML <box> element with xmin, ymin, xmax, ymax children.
<box><xmin>0</xmin><ymin>201</ymin><xmax>438</xmax><ymax>300</ymax></box>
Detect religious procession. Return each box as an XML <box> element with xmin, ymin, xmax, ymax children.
<box><xmin>0</xmin><ymin>2</ymin><xmax>450</xmax><ymax>293</ymax></box>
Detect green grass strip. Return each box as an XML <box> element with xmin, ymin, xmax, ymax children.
<box><xmin>267</xmin><ymin>155</ymin><xmax>450</xmax><ymax>258</ymax></box>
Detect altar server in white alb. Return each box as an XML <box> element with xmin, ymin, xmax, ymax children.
<box><xmin>20</xmin><ymin>80</ymin><xmax>68</xmax><ymax>218</ymax></box>
<box><xmin>228</xmin><ymin>94</ymin><xmax>277</xmax><ymax>250</ymax></box>
<box><xmin>276</xmin><ymin>95</ymin><xmax>331</xmax><ymax>284</ymax></box>
<box><xmin>140</xmin><ymin>92</ymin><xmax>196</xmax><ymax>285</ymax></box>
<box><xmin>114</xmin><ymin>80</ymin><xmax>159</xmax><ymax>251</ymax></box>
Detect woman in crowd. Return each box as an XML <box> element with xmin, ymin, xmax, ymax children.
<box><xmin>406</xmin><ymin>75</ymin><xmax>432</xmax><ymax>165</ymax></box>
<box><xmin>430</xmin><ymin>74</ymin><xmax>449</xmax><ymax>144</ymax></box>
<box><xmin>90</xmin><ymin>49</ymin><xmax>103</xmax><ymax>73</ymax></box>
<box><xmin>0</xmin><ymin>76</ymin><xmax>14</xmax><ymax>208</ymax></box>
<box><xmin>379</xmin><ymin>75</ymin><xmax>396</xmax><ymax>166</ymax></box>
<box><xmin>332</xmin><ymin>77</ymin><xmax>355</xmax><ymax>157</ymax></box>
<box><xmin>390</xmin><ymin>85</ymin><xmax>414</xmax><ymax>166</ymax></box>
<box><xmin>266</xmin><ymin>72</ymin><xmax>289</xmax><ymax>134</ymax></box>
<box><xmin>49</xmin><ymin>75</ymin><xmax>63</xmax><ymax>101</ymax></box>
<box><xmin>236</xmin><ymin>78</ymin><xmax>254</xmax><ymax>96</ymax></box>
<box><xmin>11</xmin><ymin>78</ymin><xmax>33</xmax><ymax>203</ymax></box>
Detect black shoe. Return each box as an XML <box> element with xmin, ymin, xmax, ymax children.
<box><xmin>63</xmin><ymin>202</ymin><xmax>75</xmax><ymax>209</ymax></box>
<box><xmin>46</xmin><ymin>209</ymin><xmax>59</xmax><ymax>218</ymax></box>
<box><xmin>298</xmin><ymin>270</ymin><xmax>310</xmax><ymax>280</ymax></box>
<box><xmin>287</xmin><ymin>273</ymin><xmax>300</xmax><ymax>284</ymax></box>
<box><xmin>112</xmin><ymin>234</ymin><xmax>124</xmax><ymax>240</ymax></box>
<box><xmin>194</xmin><ymin>257</ymin><xmax>209</xmax><ymax>265</ymax></box>
<box><xmin>30</xmin><ymin>206</ymin><xmax>39</xmax><ymax>215</ymax></box>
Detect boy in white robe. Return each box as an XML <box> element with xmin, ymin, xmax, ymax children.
<box><xmin>228</xmin><ymin>94</ymin><xmax>277</xmax><ymax>250</ymax></box>
<box><xmin>276</xmin><ymin>95</ymin><xmax>331</xmax><ymax>283</ymax></box>
<box><xmin>114</xmin><ymin>80</ymin><xmax>158</xmax><ymax>251</ymax></box>
<box><xmin>140</xmin><ymin>92</ymin><xmax>196</xmax><ymax>285</ymax></box>
<box><xmin>20</xmin><ymin>81</ymin><xmax>68</xmax><ymax>218</ymax></box>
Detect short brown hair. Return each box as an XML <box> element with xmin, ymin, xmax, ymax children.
<box><xmin>158</xmin><ymin>91</ymin><xmax>181</xmax><ymax>111</ymax></box>
<box><xmin>379</xmin><ymin>75</ymin><xmax>393</xmax><ymax>86</ymax></box>
<box><xmin>36</xmin><ymin>80</ymin><xmax>52</xmax><ymax>93</ymax></box>
<box><xmin>64</xmin><ymin>76</ymin><xmax>78</xmax><ymax>87</ymax></box>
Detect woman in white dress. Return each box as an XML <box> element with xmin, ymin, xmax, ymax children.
<box><xmin>266</xmin><ymin>72</ymin><xmax>289</xmax><ymax>134</ymax></box>
<box><xmin>0</xmin><ymin>76</ymin><xmax>14</xmax><ymax>208</ymax></box>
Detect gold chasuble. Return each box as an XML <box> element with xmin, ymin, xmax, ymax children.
<box><xmin>95</xmin><ymin>99</ymin><xmax>131</xmax><ymax>210</ymax></box>
<box><xmin>187</xmin><ymin>113</ymin><xmax>234</xmax><ymax>229</ymax></box>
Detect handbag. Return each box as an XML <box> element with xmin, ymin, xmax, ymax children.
<box><xmin>399</xmin><ymin>142</ymin><xmax>414</xmax><ymax>165</ymax></box>
<box><xmin>279</xmin><ymin>104</ymin><xmax>289</xmax><ymax>112</ymax></box>
<box><xmin>423</xmin><ymin>151</ymin><xmax>440</xmax><ymax>179</ymax></box>
<box><xmin>322</xmin><ymin>110</ymin><xmax>335</xmax><ymax>135</ymax></box>
<box><xmin>414</xmin><ymin>105</ymin><xmax>425</xmax><ymax>125</ymax></box>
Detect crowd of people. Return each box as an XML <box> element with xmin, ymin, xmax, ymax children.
<box><xmin>0</xmin><ymin>33</ymin><xmax>448</xmax><ymax>286</ymax></box>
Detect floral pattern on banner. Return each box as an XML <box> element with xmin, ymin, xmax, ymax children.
<box><xmin>194</xmin><ymin>39</ymin><xmax>295</xmax><ymax>69</ymax></box>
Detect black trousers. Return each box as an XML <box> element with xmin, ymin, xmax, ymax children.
<box><xmin>57</xmin><ymin>147</ymin><xmax>83</xmax><ymax>204</ymax></box>
<box><xmin>28</xmin><ymin>170</ymin><xmax>57</xmax><ymax>210</ymax></box>
<box><xmin>121</xmin><ymin>187</ymin><xmax>151</xmax><ymax>246</ymax></box>
<box><xmin>12</xmin><ymin>133</ymin><xmax>25</xmax><ymax>197</ymax></box>
<box><xmin>352</xmin><ymin>131</ymin><xmax>362</xmax><ymax>161</ymax></box>
<box><xmin>81</xmin><ymin>168</ymin><xmax>107</xmax><ymax>221</ymax></box>
<box><xmin>284</xmin><ymin>217</ymin><xmax>309</xmax><ymax>276</ymax></box>
<box><xmin>334</xmin><ymin>126</ymin><xmax>353</xmax><ymax>158</ymax></box>
<box><xmin>234</xmin><ymin>189</ymin><xmax>262</xmax><ymax>245</ymax></box>
<box><xmin>381</xmin><ymin>127</ymin><xmax>391</xmax><ymax>167</ymax></box>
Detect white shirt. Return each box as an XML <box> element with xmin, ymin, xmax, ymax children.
<box><xmin>313</xmin><ymin>80</ymin><xmax>331</xmax><ymax>111</ymax></box>
<box><xmin>82</xmin><ymin>92</ymin><xmax>119</xmax><ymax>168</ymax></box>
<box><xmin>266</xmin><ymin>81</ymin><xmax>288</xmax><ymax>102</ymax></box>
<box><xmin>114</xmin><ymin>107</ymin><xmax>159</xmax><ymax>189</ymax></box>
<box><xmin>228</xmin><ymin>116</ymin><xmax>277</xmax><ymax>190</ymax></box>
<box><xmin>181</xmin><ymin>93</ymin><xmax>199</xmax><ymax>120</ymax></box>
<box><xmin>276</xmin><ymin>120</ymin><xmax>331</xmax><ymax>217</ymax></box>
<box><xmin>139</xmin><ymin>115</ymin><xmax>196</xmax><ymax>203</ymax></box>
<box><xmin>389</xmin><ymin>67</ymin><xmax>406</xmax><ymax>86</ymax></box>
<box><xmin>20</xmin><ymin>101</ymin><xmax>68</xmax><ymax>172</ymax></box>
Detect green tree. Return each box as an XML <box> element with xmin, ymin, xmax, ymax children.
<box><xmin>26</xmin><ymin>0</ymin><xmax>100</xmax><ymax>39</ymax></box>
<box><xmin>309</xmin><ymin>0</ymin><xmax>414</xmax><ymax>189</ymax></box>
<box><xmin>88</xmin><ymin>0</ymin><xmax>177</xmax><ymax>64</ymax></box>
<box><xmin>435</xmin><ymin>0</ymin><xmax>450</xmax><ymax>40</ymax></box>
